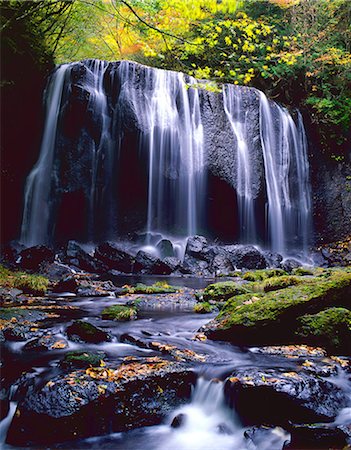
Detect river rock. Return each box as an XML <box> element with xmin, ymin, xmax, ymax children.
<box><xmin>225</xmin><ymin>245</ymin><xmax>268</xmax><ymax>270</ymax></box>
<box><xmin>7</xmin><ymin>357</ymin><xmax>196</xmax><ymax>445</ymax></box>
<box><xmin>285</xmin><ymin>423</ymin><xmax>350</xmax><ymax>449</ymax></box>
<box><xmin>24</xmin><ymin>334</ymin><xmax>68</xmax><ymax>351</ymax></box>
<box><xmin>156</xmin><ymin>239</ymin><xmax>174</xmax><ymax>258</ymax></box>
<box><xmin>185</xmin><ymin>235</ymin><xmax>209</xmax><ymax>259</ymax></box>
<box><xmin>19</xmin><ymin>245</ymin><xmax>55</xmax><ymax>271</ymax></box>
<box><xmin>133</xmin><ymin>250</ymin><xmax>172</xmax><ymax>275</ymax></box>
<box><xmin>281</xmin><ymin>258</ymin><xmax>302</xmax><ymax>273</ymax></box>
<box><xmin>66</xmin><ymin>320</ymin><xmax>111</xmax><ymax>343</ymax></box>
<box><xmin>52</xmin><ymin>275</ymin><xmax>79</xmax><ymax>293</ymax></box>
<box><xmin>94</xmin><ymin>242</ymin><xmax>135</xmax><ymax>273</ymax></box>
<box><xmin>171</xmin><ymin>413</ymin><xmax>187</xmax><ymax>428</ymax></box>
<box><xmin>225</xmin><ymin>367</ymin><xmax>348</xmax><ymax>425</ymax></box>
<box><xmin>39</xmin><ymin>261</ymin><xmax>75</xmax><ymax>281</ymax></box>
<box><xmin>244</xmin><ymin>426</ymin><xmax>290</xmax><ymax>449</ymax></box>
<box><xmin>60</xmin><ymin>351</ymin><xmax>107</xmax><ymax>370</ymax></box>
<box><xmin>64</xmin><ymin>241</ymin><xmax>108</xmax><ymax>273</ymax></box>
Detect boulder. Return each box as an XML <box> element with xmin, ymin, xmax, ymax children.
<box><xmin>171</xmin><ymin>413</ymin><xmax>187</xmax><ymax>428</ymax></box>
<box><xmin>184</xmin><ymin>235</ymin><xmax>209</xmax><ymax>259</ymax></box>
<box><xmin>281</xmin><ymin>258</ymin><xmax>301</xmax><ymax>273</ymax></box>
<box><xmin>133</xmin><ymin>250</ymin><xmax>172</xmax><ymax>275</ymax></box>
<box><xmin>94</xmin><ymin>242</ymin><xmax>135</xmax><ymax>273</ymax></box>
<box><xmin>225</xmin><ymin>245</ymin><xmax>268</xmax><ymax>270</ymax></box>
<box><xmin>263</xmin><ymin>251</ymin><xmax>284</xmax><ymax>268</ymax></box>
<box><xmin>60</xmin><ymin>351</ymin><xmax>107</xmax><ymax>370</ymax></box>
<box><xmin>7</xmin><ymin>358</ymin><xmax>196</xmax><ymax>446</ymax></box>
<box><xmin>295</xmin><ymin>307</ymin><xmax>351</xmax><ymax>355</ymax></box>
<box><xmin>225</xmin><ymin>368</ymin><xmax>347</xmax><ymax>425</ymax></box>
<box><xmin>285</xmin><ymin>423</ymin><xmax>350</xmax><ymax>449</ymax></box>
<box><xmin>39</xmin><ymin>262</ymin><xmax>74</xmax><ymax>282</ymax></box>
<box><xmin>24</xmin><ymin>335</ymin><xmax>68</xmax><ymax>351</ymax></box>
<box><xmin>156</xmin><ymin>239</ymin><xmax>174</xmax><ymax>258</ymax></box>
<box><xmin>52</xmin><ymin>276</ymin><xmax>78</xmax><ymax>293</ymax></box>
<box><xmin>202</xmin><ymin>270</ymin><xmax>351</xmax><ymax>347</ymax></box>
<box><xmin>202</xmin><ymin>281</ymin><xmax>248</xmax><ymax>303</ymax></box>
<box><xmin>163</xmin><ymin>256</ymin><xmax>182</xmax><ymax>273</ymax></box>
<box><xmin>65</xmin><ymin>241</ymin><xmax>107</xmax><ymax>274</ymax></box>
<box><xmin>19</xmin><ymin>246</ymin><xmax>55</xmax><ymax>271</ymax></box>
<box><xmin>66</xmin><ymin>320</ymin><xmax>111</xmax><ymax>343</ymax></box>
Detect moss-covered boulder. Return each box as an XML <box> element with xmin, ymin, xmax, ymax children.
<box><xmin>0</xmin><ymin>264</ymin><xmax>49</xmax><ymax>296</ymax></box>
<box><xmin>255</xmin><ymin>275</ymin><xmax>301</xmax><ymax>293</ymax></box>
<box><xmin>202</xmin><ymin>270</ymin><xmax>351</xmax><ymax>351</ymax></box>
<box><xmin>116</xmin><ymin>282</ymin><xmax>179</xmax><ymax>296</ymax></box>
<box><xmin>66</xmin><ymin>320</ymin><xmax>111</xmax><ymax>343</ymax></box>
<box><xmin>242</xmin><ymin>268</ymin><xmax>287</xmax><ymax>282</ymax></box>
<box><xmin>202</xmin><ymin>281</ymin><xmax>248</xmax><ymax>303</ymax></box>
<box><xmin>296</xmin><ymin>307</ymin><xmax>351</xmax><ymax>355</ymax></box>
<box><xmin>101</xmin><ymin>305</ymin><xmax>137</xmax><ymax>321</ymax></box>
<box><xmin>60</xmin><ymin>351</ymin><xmax>107</xmax><ymax>369</ymax></box>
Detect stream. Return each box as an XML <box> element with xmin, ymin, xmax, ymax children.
<box><xmin>1</xmin><ymin>277</ymin><xmax>350</xmax><ymax>449</ymax></box>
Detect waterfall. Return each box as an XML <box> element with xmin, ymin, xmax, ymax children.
<box><xmin>117</xmin><ymin>61</ymin><xmax>205</xmax><ymax>241</ymax></box>
<box><xmin>20</xmin><ymin>64</ymin><xmax>69</xmax><ymax>246</ymax></box>
<box><xmin>223</xmin><ymin>84</ymin><xmax>257</xmax><ymax>244</ymax></box>
<box><xmin>259</xmin><ymin>91</ymin><xmax>311</xmax><ymax>255</ymax></box>
<box><xmin>20</xmin><ymin>59</ymin><xmax>312</xmax><ymax>256</ymax></box>
<box><xmin>163</xmin><ymin>378</ymin><xmax>244</xmax><ymax>450</ymax></box>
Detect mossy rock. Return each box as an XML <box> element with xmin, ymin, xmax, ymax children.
<box><xmin>66</xmin><ymin>320</ymin><xmax>111</xmax><ymax>343</ymax></box>
<box><xmin>101</xmin><ymin>305</ymin><xmax>137</xmax><ymax>321</ymax></box>
<box><xmin>117</xmin><ymin>282</ymin><xmax>179</xmax><ymax>295</ymax></box>
<box><xmin>292</xmin><ymin>267</ymin><xmax>314</xmax><ymax>277</ymax></box>
<box><xmin>0</xmin><ymin>264</ymin><xmax>49</xmax><ymax>296</ymax></box>
<box><xmin>242</xmin><ymin>269</ymin><xmax>287</xmax><ymax>282</ymax></box>
<box><xmin>202</xmin><ymin>281</ymin><xmax>248</xmax><ymax>302</ymax></box>
<box><xmin>193</xmin><ymin>302</ymin><xmax>215</xmax><ymax>314</ymax></box>
<box><xmin>296</xmin><ymin>307</ymin><xmax>351</xmax><ymax>355</ymax></box>
<box><xmin>204</xmin><ymin>270</ymin><xmax>351</xmax><ymax>346</ymax></box>
<box><xmin>61</xmin><ymin>351</ymin><xmax>106</xmax><ymax>369</ymax></box>
<box><xmin>254</xmin><ymin>275</ymin><xmax>302</xmax><ymax>293</ymax></box>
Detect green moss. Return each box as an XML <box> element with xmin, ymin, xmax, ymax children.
<box><xmin>203</xmin><ymin>281</ymin><xmax>248</xmax><ymax>302</ymax></box>
<box><xmin>193</xmin><ymin>302</ymin><xmax>214</xmax><ymax>314</ymax></box>
<box><xmin>296</xmin><ymin>307</ymin><xmax>351</xmax><ymax>354</ymax></box>
<box><xmin>292</xmin><ymin>267</ymin><xmax>314</xmax><ymax>276</ymax></box>
<box><xmin>242</xmin><ymin>269</ymin><xmax>287</xmax><ymax>282</ymax></box>
<box><xmin>119</xmin><ymin>282</ymin><xmax>179</xmax><ymax>295</ymax></box>
<box><xmin>255</xmin><ymin>275</ymin><xmax>302</xmax><ymax>292</ymax></box>
<box><xmin>101</xmin><ymin>305</ymin><xmax>137</xmax><ymax>321</ymax></box>
<box><xmin>62</xmin><ymin>351</ymin><xmax>106</xmax><ymax>369</ymax></box>
<box><xmin>0</xmin><ymin>264</ymin><xmax>49</xmax><ymax>296</ymax></box>
<box><xmin>217</xmin><ymin>270</ymin><xmax>351</xmax><ymax>329</ymax></box>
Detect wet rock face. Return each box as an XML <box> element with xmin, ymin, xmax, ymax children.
<box><xmin>133</xmin><ymin>250</ymin><xmax>173</xmax><ymax>275</ymax></box>
<box><xmin>7</xmin><ymin>358</ymin><xmax>196</xmax><ymax>446</ymax></box>
<box><xmin>225</xmin><ymin>368</ymin><xmax>348</xmax><ymax>425</ymax></box>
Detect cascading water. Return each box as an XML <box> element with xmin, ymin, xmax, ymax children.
<box><xmin>20</xmin><ymin>64</ymin><xmax>70</xmax><ymax>247</ymax></box>
<box><xmin>20</xmin><ymin>59</ymin><xmax>311</xmax><ymax>257</ymax></box>
<box><xmin>223</xmin><ymin>84</ymin><xmax>257</xmax><ymax>244</ymax></box>
<box><xmin>259</xmin><ymin>92</ymin><xmax>311</xmax><ymax>256</ymax></box>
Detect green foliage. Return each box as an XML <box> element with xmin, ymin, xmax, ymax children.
<box><xmin>193</xmin><ymin>302</ymin><xmax>215</xmax><ymax>314</ymax></box>
<box><xmin>101</xmin><ymin>304</ymin><xmax>137</xmax><ymax>321</ymax></box>
<box><xmin>0</xmin><ymin>264</ymin><xmax>49</xmax><ymax>296</ymax></box>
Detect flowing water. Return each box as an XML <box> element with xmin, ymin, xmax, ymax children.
<box><xmin>1</xmin><ymin>280</ymin><xmax>350</xmax><ymax>449</ymax></box>
<box><xmin>20</xmin><ymin>60</ymin><xmax>312</xmax><ymax>257</ymax></box>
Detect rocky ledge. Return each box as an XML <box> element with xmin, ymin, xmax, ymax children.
<box><xmin>7</xmin><ymin>357</ymin><xmax>196</xmax><ymax>446</ymax></box>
